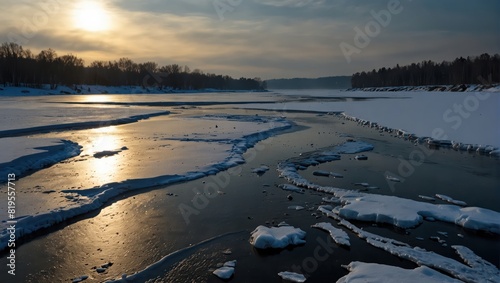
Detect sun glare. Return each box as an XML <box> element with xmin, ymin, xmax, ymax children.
<box><xmin>73</xmin><ymin>1</ymin><xmax>111</xmax><ymax>32</ymax></box>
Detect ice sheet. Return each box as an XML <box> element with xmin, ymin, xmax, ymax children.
<box><xmin>337</xmin><ymin>262</ymin><xmax>462</xmax><ymax>283</ymax></box>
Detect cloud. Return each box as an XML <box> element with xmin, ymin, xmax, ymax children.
<box><xmin>0</xmin><ymin>0</ymin><xmax>498</xmax><ymax>79</ymax></box>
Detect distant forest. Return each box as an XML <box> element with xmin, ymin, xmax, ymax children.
<box><xmin>265</xmin><ymin>76</ymin><xmax>351</xmax><ymax>89</ymax></box>
<box><xmin>0</xmin><ymin>42</ymin><xmax>266</xmax><ymax>91</ymax></box>
<box><xmin>351</xmin><ymin>53</ymin><xmax>500</xmax><ymax>88</ymax></box>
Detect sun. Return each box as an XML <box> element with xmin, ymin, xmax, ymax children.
<box><xmin>73</xmin><ymin>1</ymin><xmax>111</xmax><ymax>32</ymax></box>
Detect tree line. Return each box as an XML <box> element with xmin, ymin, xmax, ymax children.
<box><xmin>266</xmin><ymin>76</ymin><xmax>351</xmax><ymax>89</ymax></box>
<box><xmin>0</xmin><ymin>42</ymin><xmax>266</xmax><ymax>91</ymax></box>
<box><xmin>351</xmin><ymin>53</ymin><xmax>500</xmax><ymax>88</ymax></box>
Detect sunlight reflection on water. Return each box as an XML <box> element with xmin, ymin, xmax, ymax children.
<box><xmin>86</xmin><ymin>127</ymin><xmax>125</xmax><ymax>184</ymax></box>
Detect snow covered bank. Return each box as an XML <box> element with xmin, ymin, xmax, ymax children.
<box><xmin>347</xmin><ymin>84</ymin><xmax>500</xmax><ymax>92</ymax></box>
<box><xmin>340</xmin><ymin>113</ymin><xmax>499</xmax><ymax>156</ymax></box>
<box><xmin>0</xmin><ymin>84</ymin><xmax>265</xmax><ymax>96</ymax></box>
<box><xmin>0</xmin><ymin>115</ymin><xmax>292</xmax><ymax>250</ymax></box>
<box><xmin>0</xmin><ymin>139</ymin><xmax>81</xmax><ymax>180</ymax></box>
<box><xmin>242</xmin><ymin>89</ymin><xmax>500</xmax><ymax>148</ymax></box>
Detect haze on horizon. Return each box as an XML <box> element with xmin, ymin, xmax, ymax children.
<box><xmin>1</xmin><ymin>0</ymin><xmax>499</xmax><ymax>80</ymax></box>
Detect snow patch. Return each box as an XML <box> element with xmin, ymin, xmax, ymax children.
<box><xmin>250</xmin><ymin>225</ymin><xmax>306</xmax><ymax>249</ymax></box>
<box><xmin>213</xmin><ymin>260</ymin><xmax>237</xmax><ymax>280</ymax></box>
<box><xmin>252</xmin><ymin>165</ymin><xmax>270</xmax><ymax>175</ymax></box>
<box><xmin>311</xmin><ymin>222</ymin><xmax>350</xmax><ymax>246</ymax></box>
<box><xmin>0</xmin><ymin>139</ymin><xmax>81</xmax><ymax>180</ymax></box>
<box><xmin>337</xmin><ymin>262</ymin><xmax>462</xmax><ymax>283</ymax></box>
<box><xmin>435</xmin><ymin>194</ymin><xmax>467</xmax><ymax>206</ymax></box>
<box><xmin>278</xmin><ymin>271</ymin><xmax>307</xmax><ymax>282</ymax></box>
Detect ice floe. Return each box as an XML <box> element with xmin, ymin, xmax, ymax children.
<box><xmin>250</xmin><ymin>225</ymin><xmax>306</xmax><ymax>249</ymax></box>
<box><xmin>311</xmin><ymin>222</ymin><xmax>350</xmax><ymax>246</ymax></box>
<box><xmin>72</xmin><ymin>275</ymin><xmax>89</xmax><ymax>283</ymax></box>
<box><xmin>279</xmin><ymin>184</ymin><xmax>305</xmax><ymax>194</ymax></box>
<box><xmin>339</xmin><ymin>219</ymin><xmax>500</xmax><ymax>283</ymax></box>
<box><xmin>252</xmin><ymin>165</ymin><xmax>270</xmax><ymax>175</ymax></box>
<box><xmin>338</xmin><ymin>193</ymin><xmax>500</xmax><ymax>232</ymax></box>
<box><xmin>386</xmin><ymin>175</ymin><xmax>401</xmax><ymax>182</ymax></box>
<box><xmin>288</xmin><ymin>205</ymin><xmax>305</xmax><ymax>211</ymax></box>
<box><xmin>213</xmin><ymin>260</ymin><xmax>237</xmax><ymax>280</ymax></box>
<box><xmin>337</xmin><ymin>262</ymin><xmax>462</xmax><ymax>283</ymax></box>
<box><xmin>435</xmin><ymin>194</ymin><xmax>467</xmax><ymax>206</ymax></box>
<box><xmin>277</xmin><ymin>271</ymin><xmax>307</xmax><ymax>282</ymax></box>
<box><xmin>418</xmin><ymin>195</ymin><xmax>436</xmax><ymax>201</ymax></box>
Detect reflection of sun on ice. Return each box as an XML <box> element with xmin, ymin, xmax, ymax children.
<box><xmin>73</xmin><ymin>1</ymin><xmax>111</xmax><ymax>32</ymax></box>
<box><xmin>88</xmin><ymin>130</ymin><xmax>124</xmax><ymax>184</ymax></box>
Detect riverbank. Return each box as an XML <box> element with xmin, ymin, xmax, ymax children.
<box><xmin>347</xmin><ymin>84</ymin><xmax>500</xmax><ymax>92</ymax></box>
<box><xmin>0</xmin><ymin>84</ymin><xmax>267</xmax><ymax>96</ymax></box>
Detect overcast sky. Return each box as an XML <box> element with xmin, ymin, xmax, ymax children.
<box><xmin>1</xmin><ymin>0</ymin><xmax>499</xmax><ymax>79</ymax></box>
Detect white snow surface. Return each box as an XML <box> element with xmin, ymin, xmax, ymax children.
<box><xmin>337</xmin><ymin>262</ymin><xmax>462</xmax><ymax>283</ymax></box>
<box><xmin>213</xmin><ymin>267</ymin><xmax>234</xmax><ymax>279</ymax></box>
<box><xmin>311</xmin><ymin>222</ymin><xmax>350</xmax><ymax>246</ymax></box>
<box><xmin>0</xmin><ymin>139</ymin><xmax>81</xmax><ymax>178</ymax></box>
<box><xmin>338</xmin><ymin>193</ymin><xmax>500</xmax><ymax>232</ymax></box>
<box><xmin>250</xmin><ymin>225</ymin><xmax>306</xmax><ymax>249</ymax></box>
<box><xmin>243</xmin><ymin>90</ymin><xmax>500</xmax><ymax>147</ymax></box>
<box><xmin>277</xmin><ymin>271</ymin><xmax>307</xmax><ymax>282</ymax></box>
